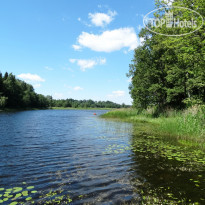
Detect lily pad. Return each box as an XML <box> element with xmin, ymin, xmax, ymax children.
<box><xmin>15</xmin><ymin>193</ymin><xmax>22</xmax><ymax>198</ymax></box>
<box><xmin>13</xmin><ymin>187</ymin><xmax>23</xmax><ymax>193</ymax></box>
<box><xmin>22</xmin><ymin>191</ymin><xmax>28</xmax><ymax>196</ymax></box>
<box><xmin>10</xmin><ymin>202</ymin><xmax>18</xmax><ymax>205</ymax></box>
<box><xmin>26</xmin><ymin>197</ymin><xmax>32</xmax><ymax>201</ymax></box>
<box><xmin>27</xmin><ymin>186</ymin><xmax>34</xmax><ymax>190</ymax></box>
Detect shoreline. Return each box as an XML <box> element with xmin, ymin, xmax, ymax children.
<box><xmin>0</xmin><ymin>107</ymin><xmax>114</xmax><ymax>112</ymax></box>
<box><xmin>100</xmin><ymin>107</ymin><xmax>205</xmax><ymax>149</ymax></box>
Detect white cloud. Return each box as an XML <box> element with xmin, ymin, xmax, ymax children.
<box><xmin>88</xmin><ymin>10</ymin><xmax>117</xmax><ymax>27</ymax></box>
<box><xmin>77</xmin><ymin>17</ymin><xmax>91</xmax><ymax>27</ymax></box>
<box><xmin>107</xmin><ymin>90</ymin><xmax>125</xmax><ymax>98</ymax></box>
<box><xmin>77</xmin><ymin>59</ymin><xmax>96</xmax><ymax>71</ymax></box>
<box><xmin>74</xmin><ymin>27</ymin><xmax>138</xmax><ymax>52</ymax></box>
<box><xmin>72</xmin><ymin>44</ymin><xmax>82</xmax><ymax>51</ymax></box>
<box><xmin>73</xmin><ymin>86</ymin><xmax>84</xmax><ymax>91</ymax></box>
<box><xmin>17</xmin><ymin>73</ymin><xmax>45</xmax><ymax>82</ymax></box>
<box><xmin>69</xmin><ymin>58</ymin><xmax>106</xmax><ymax>71</ymax></box>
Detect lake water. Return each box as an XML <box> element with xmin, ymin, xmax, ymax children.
<box><xmin>0</xmin><ymin>110</ymin><xmax>137</xmax><ymax>204</ymax></box>
<box><xmin>0</xmin><ymin>110</ymin><xmax>205</xmax><ymax>204</ymax></box>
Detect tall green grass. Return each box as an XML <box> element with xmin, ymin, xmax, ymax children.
<box><xmin>101</xmin><ymin>106</ymin><xmax>205</xmax><ymax>144</ymax></box>
<box><xmin>159</xmin><ymin>106</ymin><xmax>205</xmax><ymax>139</ymax></box>
<box><xmin>101</xmin><ymin>108</ymin><xmax>139</xmax><ymax>119</ymax></box>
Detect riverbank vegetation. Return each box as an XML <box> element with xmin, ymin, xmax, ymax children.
<box><xmin>102</xmin><ymin>0</ymin><xmax>205</xmax><ymax>148</ymax></box>
<box><xmin>101</xmin><ymin>106</ymin><xmax>205</xmax><ymax>144</ymax></box>
<box><xmin>0</xmin><ymin>72</ymin><xmax>128</xmax><ymax>110</ymax></box>
<box><xmin>127</xmin><ymin>0</ymin><xmax>205</xmax><ymax>111</ymax></box>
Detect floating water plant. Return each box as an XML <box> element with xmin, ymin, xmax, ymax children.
<box><xmin>0</xmin><ymin>184</ymin><xmax>37</xmax><ymax>204</ymax></box>
<box><xmin>130</xmin><ymin>133</ymin><xmax>205</xmax><ymax>204</ymax></box>
<box><xmin>102</xmin><ymin>143</ymin><xmax>131</xmax><ymax>155</ymax></box>
<box><xmin>39</xmin><ymin>190</ymin><xmax>72</xmax><ymax>204</ymax></box>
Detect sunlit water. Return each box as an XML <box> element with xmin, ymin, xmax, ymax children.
<box><xmin>0</xmin><ymin>110</ymin><xmax>205</xmax><ymax>204</ymax></box>
<box><xmin>0</xmin><ymin>110</ymin><xmax>137</xmax><ymax>204</ymax></box>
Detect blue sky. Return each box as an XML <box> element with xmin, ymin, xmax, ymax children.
<box><xmin>0</xmin><ymin>0</ymin><xmax>155</xmax><ymax>105</ymax></box>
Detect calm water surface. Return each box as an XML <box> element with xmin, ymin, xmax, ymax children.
<box><xmin>0</xmin><ymin>110</ymin><xmax>137</xmax><ymax>204</ymax></box>
<box><xmin>0</xmin><ymin>110</ymin><xmax>205</xmax><ymax>204</ymax></box>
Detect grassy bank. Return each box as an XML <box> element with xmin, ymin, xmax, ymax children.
<box><xmin>101</xmin><ymin>106</ymin><xmax>205</xmax><ymax>147</ymax></box>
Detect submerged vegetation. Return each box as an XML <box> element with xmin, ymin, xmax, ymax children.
<box><xmin>101</xmin><ymin>107</ymin><xmax>205</xmax><ymax>204</ymax></box>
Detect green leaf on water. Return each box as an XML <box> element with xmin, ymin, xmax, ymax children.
<box><xmin>15</xmin><ymin>193</ymin><xmax>22</xmax><ymax>198</ymax></box>
<box><xmin>26</xmin><ymin>197</ymin><xmax>32</xmax><ymax>201</ymax></box>
<box><xmin>22</xmin><ymin>191</ymin><xmax>28</xmax><ymax>196</ymax></box>
<box><xmin>27</xmin><ymin>186</ymin><xmax>34</xmax><ymax>190</ymax></box>
<box><xmin>31</xmin><ymin>190</ymin><xmax>37</xmax><ymax>194</ymax></box>
<box><xmin>9</xmin><ymin>202</ymin><xmax>18</xmax><ymax>205</ymax></box>
<box><xmin>13</xmin><ymin>187</ymin><xmax>23</xmax><ymax>193</ymax></box>
<box><xmin>0</xmin><ymin>189</ymin><xmax>4</xmax><ymax>191</ymax></box>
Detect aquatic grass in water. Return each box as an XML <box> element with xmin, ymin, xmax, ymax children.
<box><xmin>130</xmin><ymin>131</ymin><xmax>205</xmax><ymax>204</ymax></box>
<box><xmin>102</xmin><ymin>144</ymin><xmax>131</xmax><ymax>155</ymax></box>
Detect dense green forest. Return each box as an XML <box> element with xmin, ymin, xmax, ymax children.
<box><xmin>128</xmin><ymin>0</ymin><xmax>205</xmax><ymax>111</ymax></box>
<box><xmin>0</xmin><ymin>72</ymin><xmax>127</xmax><ymax>109</ymax></box>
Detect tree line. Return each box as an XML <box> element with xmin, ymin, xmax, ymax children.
<box><xmin>128</xmin><ymin>0</ymin><xmax>205</xmax><ymax>111</ymax></box>
<box><xmin>0</xmin><ymin>72</ymin><xmax>128</xmax><ymax>109</ymax></box>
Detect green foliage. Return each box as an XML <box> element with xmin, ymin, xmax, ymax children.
<box><xmin>128</xmin><ymin>0</ymin><xmax>205</xmax><ymax>110</ymax></box>
<box><xmin>52</xmin><ymin>98</ymin><xmax>128</xmax><ymax>109</ymax></box>
<box><xmin>0</xmin><ymin>71</ymin><xmax>128</xmax><ymax>109</ymax></box>
<box><xmin>0</xmin><ymin>96</ymin><xmax>7</xmax><ymax>108</ymax></box>
<box><xmin>0</xmin><ymin>72</ymin><xmax>50</xmax><ymax>109</ymax></box>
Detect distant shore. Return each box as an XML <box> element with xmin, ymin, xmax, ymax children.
<box><xmin>51</xmin><ymin>107</ymin><xmax>113</xmax><ymax>110</ymax></box>
<box><xmin>0</xmin><ymin>107</ymin><xmax>114</xmax><ymax>112</ymax></box>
